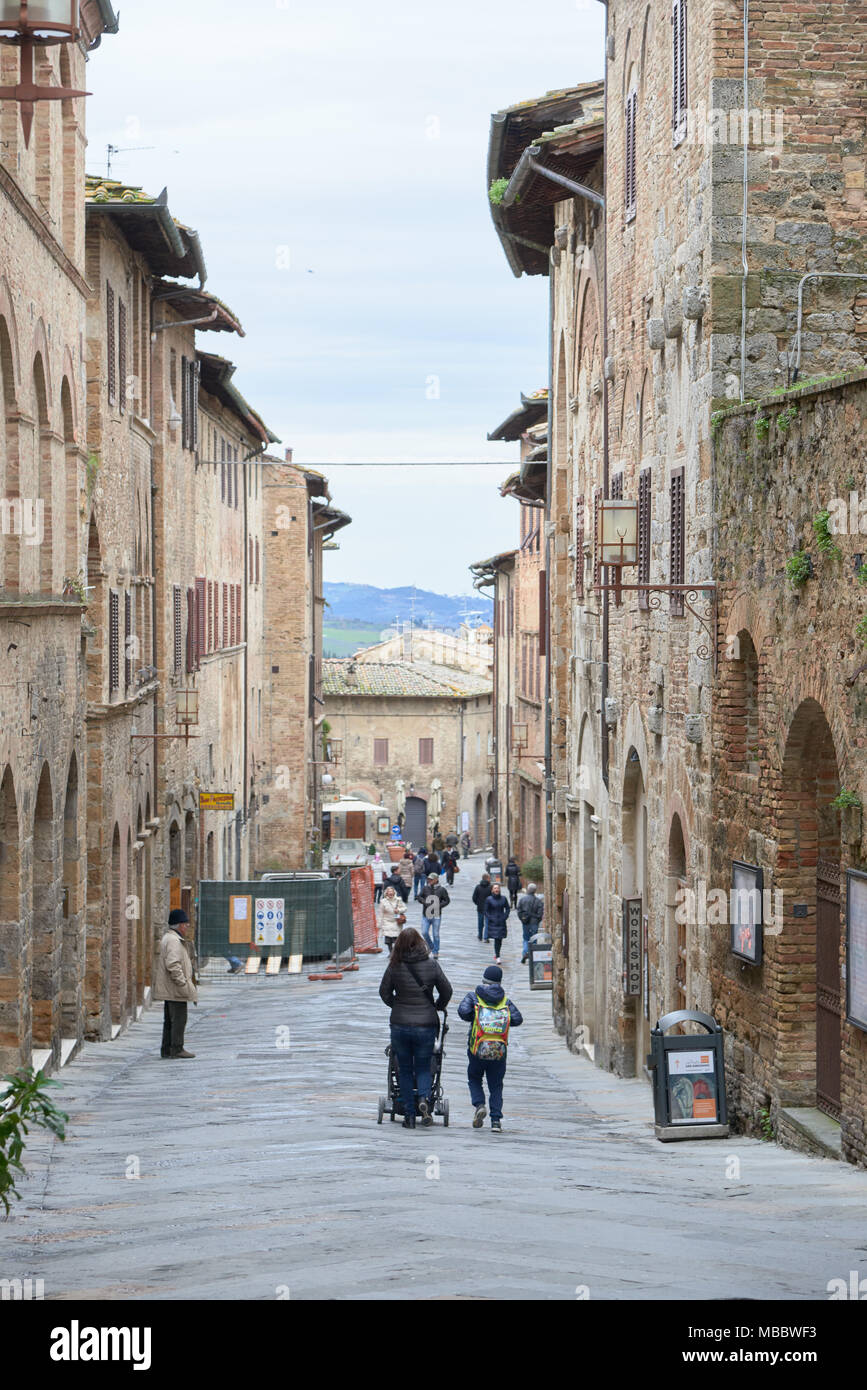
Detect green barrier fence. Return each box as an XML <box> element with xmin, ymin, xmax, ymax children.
<box><xmin>196</xmin><ymin>875</ymin><xmax>355</xmax><ymax>977</ymax></box>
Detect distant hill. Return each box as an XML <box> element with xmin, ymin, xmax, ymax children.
<box><xmin>322</xmin><ymin>583</ymin><xmax>493</xmax><ymax>632</ymax></box>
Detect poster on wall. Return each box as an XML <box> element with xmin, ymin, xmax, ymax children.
<box><xmin>254</xmin><ymin>898</ymin><xmax>285</xmax><ymax>946</ymax></box>
<box><xmin>377</xmin><ymin>815</ymin><xmax>390</xmax><ymax>836</ymax></box>
<box><xmin>846</xmin><ymin>869</ymin><xmax>867</xmax><ymax>1033</ymax></box>
<box><xmin>666</xmin><ymin>1049</ymin><xmax>719</xmax><ymax>1124</ymax></box>
<box><xmin>731</xmin><ymin>861</ymin><xmax>763</xmax><ymax>965</ymax></box>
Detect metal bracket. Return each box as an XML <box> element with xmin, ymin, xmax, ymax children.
<box><xmin>593</xmin><ymin>582</ymin><xmax>718</xmax><ymax>670</ymax></box>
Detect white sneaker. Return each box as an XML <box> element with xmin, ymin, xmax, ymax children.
<box><xmin>472</xmin><ymin>1104</ymin><xmax>487</xmax><ymax>1129</ymax></box>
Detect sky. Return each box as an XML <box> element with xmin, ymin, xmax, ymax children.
<box><xmin>86</xmin><ymin>1</ymin><xmax>604</xmax><ymax>593</ymax></box>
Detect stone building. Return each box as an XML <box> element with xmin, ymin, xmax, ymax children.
<box><xmin>486</xmin><ymin>0</ymin><xmax>867</xmax><ymax>1161</ymax></box>
<box><xmin>322</xmin><ymin>659</ymin><xmax>492</xmax><ymax>848</ymax></box>
<box><xmin>0</xmin><ymin>4</ymin><xmax>118</xmax><ymax>1073</ymax></box>
<box><xmin>255</xmin><ymin>461</ymin><xmax>350</xmax><ymax>871</ymax></box>
<box><xmin>357</xmin><ymin>622</ymin><xmax>494</xmax><ymax>678</ymax></box>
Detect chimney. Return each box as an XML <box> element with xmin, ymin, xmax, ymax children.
<box><xmin>285</xmin><ymin>448</ymin><xmax>293</xmax><ymax>464</ymax></box>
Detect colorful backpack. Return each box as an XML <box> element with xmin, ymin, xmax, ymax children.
<box><xmin>469</xmin><ymin>992</ymin><xmax>511</xmax><ymax>1060</ymax></box>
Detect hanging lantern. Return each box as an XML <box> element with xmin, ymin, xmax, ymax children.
<box><xmin>597</xmin><ymin>498</ymin><xmax>639</xmax><ymax>568</ymax></box>
<box><xmin>0</xmin><ymin>2</ymin><xmax>89</xmax><ymax>148</ymax></box>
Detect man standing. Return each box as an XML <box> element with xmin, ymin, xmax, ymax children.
<box><xmin>460</xmin><ymin>831</ymin><xmax>471</xmax><ymax>860</ymax></box>
<box><xmin>154</xmin><ymin>908</ymin><xmax>198</xmax><ymax>1059</ymax></box>
<box><xmin>517</xmin><ymin>883</ymin><xmax>545</xmax><ymax>964</ymax></box>
<box><xmin>418</xmin><ymin>873</ymin><xmax>450</xmax><ymax>958</ymax></box>
<box><xmin>457</xmin><ymin>965</ymin><xmax>523</xmax><ymax>1132</ymax></box>
<box><xmin>472</xmin><ymin>872</ymin><xmax>492</xmax><ymax>941</ymax></box>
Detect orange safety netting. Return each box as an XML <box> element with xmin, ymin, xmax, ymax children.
<box><xmin>350</xmin><ymin>866</ymin><xmax>381</xmax><ymax>953</ymax></box>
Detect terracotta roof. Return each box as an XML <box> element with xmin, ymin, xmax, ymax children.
<box><xmin>488</xmin><ymin>389</ymin><xmax>548</xmax><ymax>442</ymax></box>
<box><xmin>153</xmin><ymin>281</ymin><xmax>244</xmax><ymax>336</ymax></box>
<box><xmin>323</xmin><ymin>659</ymin><xmax>491</xmax><ymax>699</ymax></box>
<box><xmin>85</xmin><ymin>177</ymin><xmax>207</xmax><ymax>283</ymax></box>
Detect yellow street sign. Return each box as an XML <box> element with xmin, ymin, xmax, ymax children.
<box><xmin>199</xmin><ymin>792</ymin><xmax>235</xmax><ymax>811</ymax></box>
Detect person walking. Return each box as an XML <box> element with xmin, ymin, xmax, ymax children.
<box><xmin>505</xmin><ymin>857</ymin><xmax>522</xmax><ymax>909</ymax></box>
<box><xmin>384</xmin><ymin>865</ymin><xmax>409</xmax><ymax>904</ymax></box>
<box><xmin>397</xmin><ymin>849</ymin><xmax>415</xmax><ymax>899</ymax></box>
<box><xmin>472</xmin><ymin>872</ymin><xmax>492</xmax><ymax>941</ymax></box>
<box><xmin>418</xmin><ymin>873</ymin><xmax>450</xmax><ymax>958</ymax></box>
<box><xmin>154</xmin><ymin>908</ymin><xmax>198</xmax><ymax>1059</ymax></box>
<box><xmin>378</xmin><ymin>885</ymin><xmax>406</xmax><ymax>954</ymax></box>
<box><xmin>517</xmin><ymin>882</ymin><xmax>545</xmax><ymax>964</ymax></box>
<box><xmin>379</xmin><ymin>927</ymin><xmax>453</xmax><ymax>1128</ymax></box>
<box><xmin>412</xmin><ymin>848</ymin><xmax>428</xmax><ymax>901</ymax></box>
<box><xmin>460</xmin><ymin>831</ymin><xmax>471</xmax><ymax>860</ymax></box>
<box><xmin>423</xmin><ymin>848</ymin><xmax>441</xmax><ymax>878</ymax></box>
<box><xmin>483</xmin><ymin>881</ymin><xmax>510</xmax><ymax>964</ymax></box>
<box><xmin>457</xmin><ymin>964</ymin><xmax>523</xmax><ymax>1132</ymax></box>
<box><xmin>441</xmin><ymin>847</ymin><xmax>458</xmax><ymax>886</ymax></box>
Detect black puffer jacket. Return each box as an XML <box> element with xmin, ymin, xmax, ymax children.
<box><xmin>379</xmin><ymin>948</ymin><xmax>453</xmax><ymax>1028</ymax></box>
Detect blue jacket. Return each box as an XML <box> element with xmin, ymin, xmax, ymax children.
<box><xmin>483</xmin><ymin>893</ymin><xmax>510</xmax><ymax>937</ymax></box>
<box><xmin>457</xmin><ymin>984</ymin><xmax>524</xmax><ymax>1048</ymax></box>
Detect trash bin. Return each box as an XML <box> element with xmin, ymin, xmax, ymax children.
<box><xmin>646</xmin><ymin>1009</ymin><xmax>729</xmax><ymax>1141</ymax></box>
<box><xmin>486</xmin><ymin>859</ymin><xmax>503</xmax><ymax>883</ymax></box>
<box><xmin>528</xmin><ymin>929</ymin><xmax>553</xmax><ymax>991</ymax></box>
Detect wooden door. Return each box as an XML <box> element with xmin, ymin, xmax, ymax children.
<box><xmin>345</xmin><ymin>811</ymin><xmax>366</xmax><ymax>839</ymax></box>
<box><xmin>816</xmin><ymin>859</ymin><xmax>841</xmax><ymax>1119</ymax></box>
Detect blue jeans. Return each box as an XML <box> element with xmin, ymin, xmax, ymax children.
<box><xmin>522</xmin><ymin>923</ymin><xmax>537</xmax><ymax>958</ymax></box>
<box><xmin>477</xmin><ymin>909</ymin><xmax>485</xmax><ymax>940</ymax></box>
<box><xmin>467</xmin><ymin>1050</ymin><xmax>507</xmax><ymax>1123</ymax></box>
<box><xmin>422</xmin><ymin>915</ymin><xmax>441</xmax><ymax>954</ymax></box>
<box><xmin>391</xmin><ymin>1024</ymin><xmax>437</xmax><ymax>1118</ymax></box>
<box><xmin>413</xmin><ymin>873</ymin><xmax>426</xmax><ymax>898</ymax></box>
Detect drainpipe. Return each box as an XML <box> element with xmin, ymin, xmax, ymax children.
<box><xmin>597</xmin><ymin>0</ymin><xmax>611</xmax><ymax>792</ymax></box>
<box><xmin>242</xmin><ymin>450</ymin><xmax>249</xmax><ymax>858</ymax></box>
<box><xmin>739</xmin><ymin>0</ymin><xmax>750</xmax><ymax>401</ymax></box>
<box><xmin>544</xmin><ymin>262</ymin><xmax>554</xmax><ymax>871</ymax></box>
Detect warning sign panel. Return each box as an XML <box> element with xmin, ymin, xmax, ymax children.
<box><xmin>254</xmin><ymin>897</ymin><xmax>285</xmax><ymax>946</ymax></box>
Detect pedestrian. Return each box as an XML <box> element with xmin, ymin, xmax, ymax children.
<box><xmin>384</xmin><ymin>865</ymin><xmax>409</xmax><ymax>904</ymax></box>
<box><xmin>412</xmin><ymin>847</ymin><xmax>428</xmax><ymax>901</ymax></box>
<box><xmin>505</xmin><ymin>856</ymin><xmax>522</xmax><ymax>908</ymax></box>
<box><xmin>379</xmin><ymin>927</ymin><xmax>453</xmax><ymax>1129</ymax></box>
<box><xmin>483</xmin><ymin>881</ymin><xmax>510</xmax><ymax>964</ymax></box>
<box><xmin>397</xmin><ymin>849</ymin><xmax>415</xmax><ymax>898</ymax></box>
<box><xmin>374</xmin><ymin>866</ymin><xmax>388</xmax><ymax>904</ymax></box>
<box><xmin>457</xmin><ymin>964</ymin><xmax>523</xmax><ymax>1132</ymax></box>
<box><xmin>472</xmin><ymin>872</ymin><xmax>492</xmax><ymax>941</ymax></box>
<box><xmin>517</xmin><ymin>882</ymin><xmax>545</xmax><ymax>963</ymax></box>
<box><xmin>378</xmin><ymin>885</ymin><xmax>406</xmax><ymax>954</ymax></box>
<box><xmin>460</xmin><ymin>831</ymin><xmax>471</xmax><ymax>860</ymax></box>
<box><xmin>423</xmin><ymin>848</ymin><xmax>440</xmax><ymax>878</ymax></box>
<box><xmin>153</xmin><ymin>908</ymin><xmax>198</xmax><ymax>1059</ymax></box>
<box><xmin>442</xmin><ymin>847</ymin><xmax>458</xmax><ymax>886</ymax></box>
<box><xmin>418</xmin><ymin>873</ymin><xmax>450</xmax><ymax>958</ymax></box>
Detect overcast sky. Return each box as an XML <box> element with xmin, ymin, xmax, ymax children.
<box><xmin>87</xmin><ymin>1</ymin><xmax>604</xmax><ymax>593</ymax></box>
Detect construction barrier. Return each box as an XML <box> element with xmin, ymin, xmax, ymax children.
<box><xmin>350</xmin><ymin>866</ymin><xmax>381</xmax><ymax>954</ymax></box>
<box><xmin>197</xmin><ymin>874</ymin><xmax>355</xmax><ymax>977</ymax></box>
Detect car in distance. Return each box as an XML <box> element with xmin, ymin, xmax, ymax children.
<box><xmin>327</xmin><ymin>839</ymin><xmax>369</xmax><ymax>873</ymax></box>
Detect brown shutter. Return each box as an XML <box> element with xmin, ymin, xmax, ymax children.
<box><xmin>118</xmin><ymin>299</ymin><xmax>127</xmax><ymax>414</ymax></box>
<box><xmin>419</xmin><ymin>738</ymin><xmax>433</xmax><ymax>765</ymax></box>
<box><xmin>191</xmin><ymin>360</ymin><xmax>199</xmax><ymax>454</ymax></box>
<box><xmin>625</xmin><ymin>91</ymin><xmax>637</xmax><ymax>220</ymax></box>
<box><xmin>638</xmin><ymin>467</ymin><xmax>651</xmax><ymax>610</ymax></box>
<box><xmin>672</xmin><ymin>1</ymin><xmax>688</xmax><ymax>136</ymax></box>
<box><xmin>255</xmin><ymin>538</ymin><xmax>260</xmax><ymax>583</ymax></box>
<box><xmin>670</xmin><ymin>465</ymin><xmax>685</xmax><ymax>615</ymax></box>
<box><xmin>173</xmin><ymin>585</ymin><xmax>182</xmax><ymax>673</ymax></box>
<box><xmin>186</xmin><ymin>587</ymin><xmax>196</xmax><ymax>672</ymax></box>
<box><xmin>236</xmin><ymin>583</ymin><xmax>242</xmax><ymax>644</ymax></box>
<box><xmin>374</xmin><ymin>739</ymin><xmax>389</xmax><ymax>766</ymax></box>
<box><xmin>575</xmin><ymin>494</ymin><xmax>585</xmax><ymax>601</ymax></box>
<box><xmin>223</xmin><ymin>582</ymin><xmax>229</xmax><ymax>647</ymax></box>
<box><xmin>593</xmin><ymin>486</ymin><xmax>602</xmax><ymax>590</ymax></box>
<box><xmin>109</xmin><ymin>589</ymin><xmax>119</xmax><ymax>693</ymax></box>
<box><xmin>124</xmin><ymin>588</ymin><xmax>131</xmax><ymax>689</ymax></box>
<box><xmin>106</xmin><ymin>282</ymin><xmax>116</xmax><ymax>406</ymax></box>
<box><xmin>612</xmin><ymin>472</ymin><xmax>624</xmax><ymax>500</ymax></box>
<box><xmin>221</xmin><ymin>440</ymin><xmax>226</xmax><ymax>501</ymax></box>
<box><xmin>538</xmin><ymin>569</ymin><xmax>547</xmax><ymax>658</ymax></box>
<box><xmin>195</xmin><ymin>577</ymin><xmax>206</xmax><ymax>659</ymax></box>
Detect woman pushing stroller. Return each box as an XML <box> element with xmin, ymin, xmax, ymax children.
<box><xmin>379</xmin><ymin>928</ymin><xmax>452</xmax><ymax>1128</ymax></box>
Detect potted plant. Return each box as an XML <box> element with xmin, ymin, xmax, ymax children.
<box><xmin>831</xmin><ymin>789</ymin><xmax>862</xmax><ymax>846</ymax></box>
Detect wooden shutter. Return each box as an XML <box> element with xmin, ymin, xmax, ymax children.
<box><xmin>638</xmin><ymin>467</ymin><xmax>651</xmax><ymax>610</ymax></box>
<box><xmin>173</xmin><ymin>585</ymin><xmax>182</xmax><ymax>673</ymax></box>
<box><xmin>593</xmin><ymin>486</ymin><xmax>602</xmax><ymax>590</ymax></box>
<box><xmin>625</xmin><ymin>90</ymin><xmax>637</xmax><ymax>220</ymax></box>
<box><xmin>118</xmin><ymin>299</ymin><xmax>127</xmax><ymax>414</ymax></box>
<box><xmin>419</xmin><ymin>738</ymin><xmax>433</xmax><ymax>765</ymax></box>
<box><xmin>106</xmin><ymin>282</ymin><xmax>116</xmax><ymax>406</ymax></box>
<box><xmin>521</xmin><ymin>634</ymin><xmax>528</xmax><ymax>696</ymax></box>
<box><xmin>124</xmin><ymin>589</ymin><xmax>131</xmax><ymax>689</ymax></box>
<box><xmin>575</xmin><ymin>494</ymin><xmax>585</xmax><ymax>601</ymax></box>
<box><xmin>234</xmin><ymin>459</ymin><xmax>239</xmax><ymax>510</ymax></box>
<box><xmin>236</xmin><ymin>583</ymin><xmax>242</xmax><ymax>644</ymax></box>
<box><xmin>195</xmin><ymin>578</ymin><xmax>206</xmax><ymax>659</ymax></box>
<box><xmin>109</xmin><ymin>589</ymin><xmax>119</xmax><ymax>693</ymax></box>
<box><xmin>538</xmin><ymin>570</ymin><xmax>547</xmax><ymax>658</ymax></box>
<box><xmin>223</xmin><ymin>582</ymin><xmax>229</xmax><ymax>647</ymax></box>
<box><xmin>612</xmin><ymin>472</ymin><xmax>624</xmax><ymax>500</ymax></box>
<box><xmin>670</xmin><ymin>465</ymin><xmax>685</xmax><ymax>615</ymax></box>
<box><xmin>221</xmin><ymin>440</ymin><xmax>226</xmax><ymax>501</ymax></box>
<box><xmin>191</xmin><ymin>360</ymin><xmax>199</xmax><ymax>453</ymax></box>
<box><xmin>255</xmin><ymin>538</ymin><xmax>260</xmax><ymax>584</ymax></box>
<box><xmin>186</xmin><ymin>587</ymin><xmax>196</xmax><ymax>672</ymax></box>
<box><xmin>374</xmin><ymin>738</ymin><xmax>388</xmax><ymax>766</ymax></box>
<box><xmin>672</xmin><ymin>0</ymin><xmax>688</xmax><ymax>138</ymax></box>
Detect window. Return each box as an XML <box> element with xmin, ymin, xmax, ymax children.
<box><xmin>670</xmin><ymin>465</ymin><xmax>685</xmax><ymax>615</ymax></box>
<box><xmin>221</xmin><ymin>439</ymin><xmax>226</xmax><ymax>502</ymax></box>
<box><xmin>638</xmin><ymin>467</ymin><xmax>651</xmax><ymax>610</ymax></box>
<box><xmin>419</xmin><ymin>738</ymin><xmax>433</xmax><ymax>765</ymax></box>
<box><xmin>106</xmin><ymin>283</ymin><xmax>116</xmax><ymax>406</ymax></box>
<box><xmin>181</xmin><ymin>357</ymin><xmax>198</xmax><ymax>452</ymax></box>
<box><xmin>575</xmin><ymin>494</ymin><xmax>585</xmax><ymax>601</ymax></box>
<box><xmin>672</xmin><ymin>0</ymin><xmax>688</xmax><ymax>143</ymax></box>
<box><xmin>625</xmin><ymin>88</ymin><xmax>637</xmax><ymax>221</ymax></box>
<box><xmin>234</xmin><ymin>457</ymin><xmax>239</xmax><ymax>510</ymax></box>
<box><xmin>208</xmin><ymin>581</ymin><xmax>214</xmax><ymax>652</ymax></box>
<box><xmin>173</xmin><ymin>585</ymin><xmax>182</xmax><ymax>674</ymax></box>
<box><xmin>229</xmin><ymin>584</ymin><xmax>235</xmax><ymax>646</ymax></box>
<box><xmin>186</xmin><ymin>587</ymin><xmax>197</xmax><ymax>672</ymax></box>
<box><xmin>611</xmin><ymin>472</ymin><xmax>623</xmax><ymax>500</ymax></box>
<box><xmin>222</xmin><ymin>582</ymin><xmax>229</xmax><ymax>647</ymax></box>
<box><xmin>195</xmin><ymin>578</ymin><xmax>206</xmax><ymax>660</ymax></box>
<box><xmin>124</xmin><ymin>589</ymin><xmax>132</xmax><ymax>689</ymax></box>
<box><xmin>373</xmin><ymin>739</ymin><xmax>389</xmax><ymax>766</ymax></box>
<box><xmin>255</xmin><ymin>538</ymin><xmax>260</xmax><ymax>584</ymax></box>
<box><xmin>236</xmin><ymin>583</ymin><xmax>242</xmax><ymax>644</ymax></box>
<box><xmin>109</xmin><ymin>589</ymin><xmax>119</xmax><ymax>693</ymax></box>
<box><xmin>118</xmin><ymin>299</ymin><xmax>127</xmax><ymax>414</ymax></box>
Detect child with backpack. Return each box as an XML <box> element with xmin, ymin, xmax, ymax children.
<box><xmin>456</xmin><ymin>965</ymin><xmax>523</xmax><ymax>1132</ymax></box>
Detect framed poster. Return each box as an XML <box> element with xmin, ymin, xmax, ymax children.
<box><xmin>666</xmin><ymin>1048</ymin><xmax>719</xmax><ymax>1124</ymax></box>
<box><xmin>846</xmin><ymin>869</ymin><xmax>867</xmax><ymax>1033</ymax></box>
<box><xmin>731</xmin><ymin>861</ymin><xmax>763</xmax><ymax>965</ymax></box>
<box><xmin>623</xmin><ymin>897</ymin><xmax>642</xmax><ymax>996</ymax></box>
<box><xmin>377</xmin><ymin>815</ymin><xmax>390</xmax><ymax>836</ymax></box>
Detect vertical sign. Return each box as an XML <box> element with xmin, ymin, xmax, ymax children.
<box><xmin>623</xmin><ymin>897</ymin><xmax>642</xmax><ymax>996</ymax></box>
<box><xmin>643</xmin><ymin>912</ymin><xmax>650</xmax><ymax>1019</ymax></box>
<box><xmin>846</xmin><ymin>869</ymin><xmax>867</xmax><ymax>1032</ymax></box>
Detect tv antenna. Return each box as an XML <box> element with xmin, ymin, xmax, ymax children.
<box><xmin>106</xmin><ymin>143</ymin><xmax>156</xmax><ymax>179</ymax></box>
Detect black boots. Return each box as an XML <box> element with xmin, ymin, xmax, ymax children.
<box><xmin>402</xmin><ymin>1115</ymin><xmax>416</xmax><ymax>1129</ymax></box>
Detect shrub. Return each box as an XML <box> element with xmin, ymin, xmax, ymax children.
<box><xmin>521</xmin><ymin>855</ymin><xmax>544</xmax><ymax>884</ymax></box>
<box><xmin>1</xmin><ymin>1068</ymin><xmax>68</xmax><ymax>1215</ymax></box>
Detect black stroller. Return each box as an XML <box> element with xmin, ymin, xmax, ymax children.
<box><xmin>377</xmin><ymin>1011</ymin><xmax>449</xmax><ymax>1125</ymax></box>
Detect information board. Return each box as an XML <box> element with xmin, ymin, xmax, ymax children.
<box><xmin>254</xmin><ymin>897</ymin><xmax>285</xmax><ymax>946</ymax></box>
<box><xmin>666</xmin><ymin>1048</ymin><xmax>719</xmax><ymax>1124</ymax></box>
<box><xmin>847</xmin><ymin>869</ymin><xmax>867</xmax><ymax>1032</ymax></box>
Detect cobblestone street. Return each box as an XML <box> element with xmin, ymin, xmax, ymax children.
<box><xmin>3</xmin><ymin>858</ymin><xmax>867</xmax><ymax>1302</ymax></box>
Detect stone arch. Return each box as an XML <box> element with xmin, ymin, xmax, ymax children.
<box><xmin>474</xmin><ymin>792</ymin><xmax>483</xmax><ymax>846</ymax></box>
<box><xmin>638</xmin><ymin>368</ymin><xmax>654</xmax><ymax>460</ymax></box>
<box><xmin>31</xmin><ymin>762</ymin><xmax>59</xmax><ymax>1053</ymax></box>
<box><xmin>0</xmin><ymin>767</ymin><xmax>22</xmax><ymax>1069</ymax></box>
<box><xmin>621</xmin><ymin>701</ymin><xmax>650</xmax><ymax>782</ymax></box>
<box><xmin>0</xmin><ymin>308</ymin><xmax>20</xmax><ymax>591</ymax></box>
<box><xmin>61</xmin><ymin>752</ymin><xmax>81</xmax><ymax>1037</ymax></box>
<box><xmin>725</xmin><ymin>628</ymin><xmax>760</xmax><ymax>769</ymax></box>
<box><xmin>639</xmin><ymin>4</ymin><xmax>653</xmax><ymax>89</ymax></box>
<box><xmin>60</xmin><ymin>374</ymin><xmax>77</xmax><ymax>584</ymax></box>
<box><xmin>667</xmin><ymin>812</ymin><xmax>688</xmax><ymax>1015</ymax></box>
<box><xmin>32</xmin><ymin>350</ymin><xmax>53</xmax><ymax>592</ymax></box>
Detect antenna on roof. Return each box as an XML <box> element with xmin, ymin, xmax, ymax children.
<box><xmin>105</xmin><ymin>143</ymin><xmax>156</xmax><ymax>179</ymax></box>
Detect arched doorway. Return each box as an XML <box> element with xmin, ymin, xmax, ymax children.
<box><xmin>474</xmin><ymin>794</ymin><xmax>483</xmax><ymax>846</ymax></box>
<box><xmin>778</xmin><ymin>700</ymin><xmax>841</xmax><ymax>1117</ymax></box>
<box><xmin>667</xmin><ymin>814</ymin><xmax>688</xmax><ymax>1015</ymax></box>
<box><xmin>404</xmin><ymin>796</ymin><xmax>426</xmax><ymax>849</ymax></box>
<box><xmin>0</xmin><ymin>768</ymin><xmax>21</xmax><ymax>1070</ymax></box>
<box><xmin>623</xmin><ymin>750</ymin><xmax>648</xmax><ymax>1076</ymax></box>
<box><xmin>31</xmin><ymin>764</ymin><xmax>57</xmax><ymax>1055</ymax></box>
<box><xmin>61</xmin><ymin>754</ymin><xmax>81</xmax><ymax>1037</ymax></box>
<box><xmin>486</xmin><ymin>791</ymin><xmax>494</xmax><ymax>848</ymax></box>
<box><xmin>109</xmin><ymin>825</ymin><xmax>122</xmax><ymax>1026</ymax></box>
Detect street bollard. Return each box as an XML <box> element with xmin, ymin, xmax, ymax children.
<box><xmin>646</xmin><ymin>1009</ymin><xmax>729</xmax><ymax>1141</ymax></box>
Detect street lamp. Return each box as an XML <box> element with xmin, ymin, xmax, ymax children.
<box><xmin>0</xmin><ymin>2</ymin><xmax>89</xmax><ymax>148</ymax></box>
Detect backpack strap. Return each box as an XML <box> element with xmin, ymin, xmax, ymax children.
<box><xmin>406</xmin><ymin>960</ymin><xmax>437</xmax><ymax>1009</ymax></box>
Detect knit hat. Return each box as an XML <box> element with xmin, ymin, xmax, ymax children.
<box><xmin>168</xmin><ymin>908</ymin><xmax>189</xmax><ymax>926</ymax></box>
<box><xmin>483</xmin><ymin>965</ymin><xmax>503</xmax><ymax>983</ymax></box>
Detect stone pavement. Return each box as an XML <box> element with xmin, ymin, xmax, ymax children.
<box><xmin>3</xmin><ymin>854</ymin><xmax>867</xmax><ymax>1301</ymax></box>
